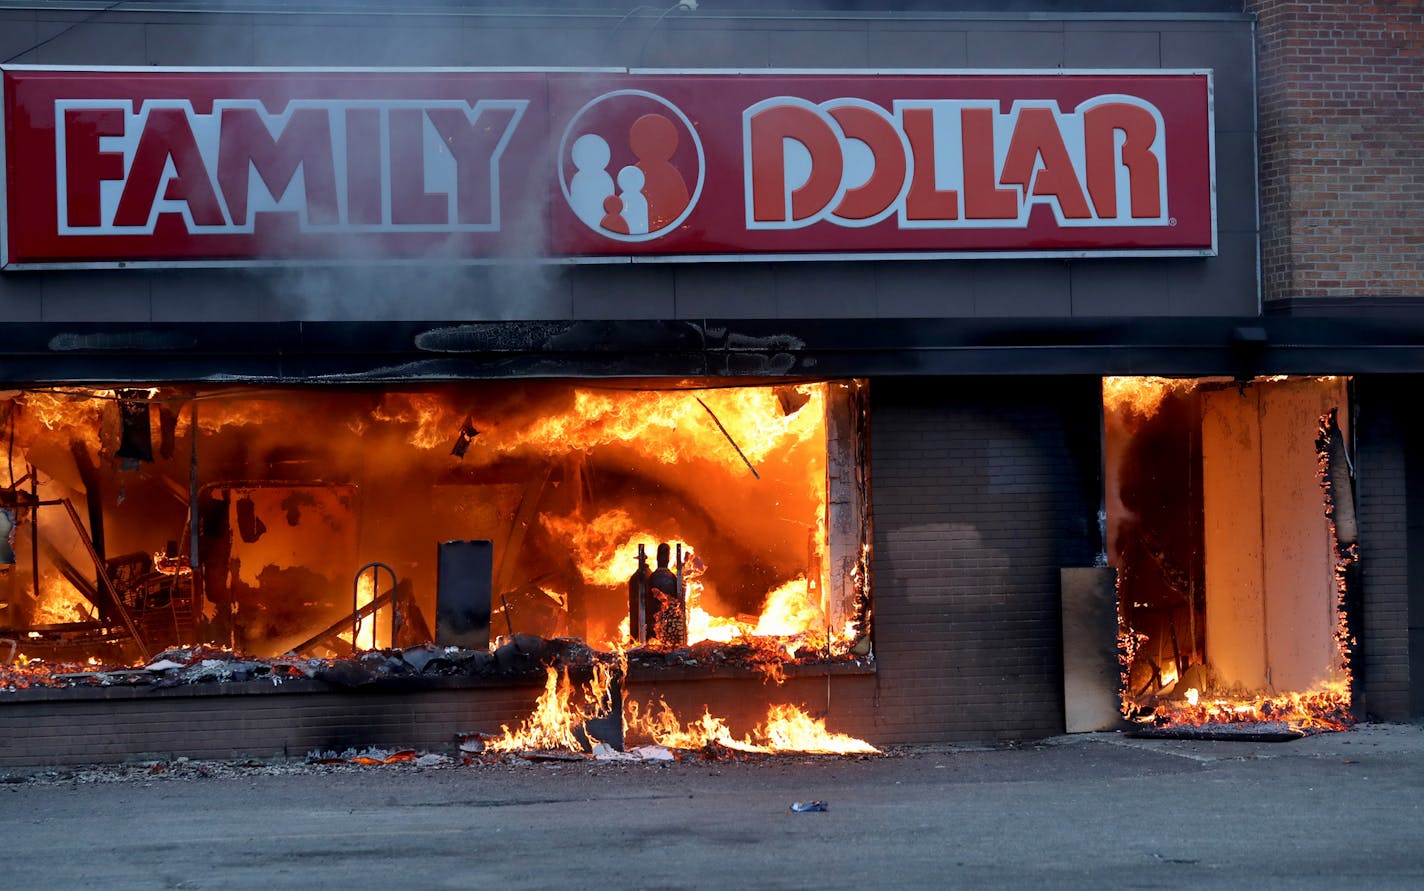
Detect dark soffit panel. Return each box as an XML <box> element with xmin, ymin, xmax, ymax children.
<box><xmin>0</xmin><ymin>315</ymin><xmax>1423</xmax><ymax>383</ymax></box>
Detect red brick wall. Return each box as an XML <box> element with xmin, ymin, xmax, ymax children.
<box><xmin>1251</xmin><ymin>1</ymin><xmax>1424</xmax><ymax>300</ymax></box>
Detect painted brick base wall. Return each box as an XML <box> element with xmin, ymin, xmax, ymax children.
<box><xmin>1250</xmin><ymin>0</ymin><xmax>1424</xmax><ymax>301</ymax></box>
<box><xmin>0</xmin><ymin>682</ymin><xmax>545</xmax><ymax>770</ymax></box>
<box><xmin>867</xmin><ymin>377</ymin><xmax>1102</xmax><ymax>742</ymax></box>
<box><xmin>0</xmin><ymin>675</ymin><xmax>879</xmax><ymax>769</ymax></box>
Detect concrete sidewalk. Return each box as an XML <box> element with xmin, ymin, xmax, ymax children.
<box><xmin>2</xmin><ymin>723</ymin><xmax>1421</xmax><ymax>890</ymax></box>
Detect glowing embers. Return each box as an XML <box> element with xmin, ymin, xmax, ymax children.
<box><xmin>1146</xmin><ymin>682</ymin><xmax>1353</xmax><ymax>736</ymax></box>
<box><xmin>1104</xmin><ymin>376</ymin><xmax>1354</xmax><ymax>735</ymax></box>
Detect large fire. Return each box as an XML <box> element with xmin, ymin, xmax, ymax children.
<box><xmin>1104</xmin><ymin>376</ymin><xmax>1356</xmax><ymax>736</ymax></box>
<box><xmin>0</xmin><ymin>381</ymin><xmax>870</xmax><ymax>721</ymax></box>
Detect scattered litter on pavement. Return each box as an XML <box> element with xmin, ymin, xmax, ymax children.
<box><xmin>789</xmin><ymin>800</ymin><xmax>828</xmax><ymax>812</ymax></box>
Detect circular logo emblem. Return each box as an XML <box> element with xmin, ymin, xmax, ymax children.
<box><xmin>558</xmin><ymin>90</ymin><xmax>705</xmax><ymax>242</ymax></box>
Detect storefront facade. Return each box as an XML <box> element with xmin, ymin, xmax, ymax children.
<box><xmin>0</xmin><ymin>0</ymin><xmax>1417</xmax><ymax>765</ymax></box>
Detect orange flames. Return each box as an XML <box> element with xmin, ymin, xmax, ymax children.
<box><xmin>369</xmin><ymin>392</ymin><xmax>452</xmax><ymax>450</ymax></box>
<box><xmin>541</xmin><ymin>506</ymin><xmax>849</xmax><ymax>658</ymax></box>
<box><xmin>20</xmin><ymin>390</ymin><xmax>110</xmax><ymax>433</ymax></box>
<box><xmin>30</xmin><ymin>573</ymin><xmax>95</xmax><ymax>626</ymax></box>
<box><xmin>1104</xmin><ymin>375</ymin><xmax>1342</xmax><ymax>420</ymax></box>
<box><xmin>483</xmin><ymin>662</ymin><xmax>878</xmax><ymax>757</ymax></box>
<box><xmin>684</xmin><ymin>575</ymin><xmax>831</xmax><ymax>649</ymax></box>
<box><xmin>756</xmin><ymin>704</ymin><xmax>879</xmax><ymax>754</ymax></box>
<box><xmin>344</xmin><ymin>573</ymin><xmax>382</xmax><ymax>652</ymax></box>
<box><xmin>2</xmin><ymin>379</ymin><xmax>865</xmax><ymax>727</ymax></box>
<box><xmin>511</xmin><ymin>386</ymin><xmax>824</xmax><ymax>468</ymax></box>
<box><xmin>485</xmin><ymin>662</ymin><xmax>620</xmax><ymax>753</ymax></box>
<box><xmin>624</xmin><ymin>700</ymin><xmax>878</xmax><ymax>755</ymax></box>
<box><xmin>1111</xmin><ymin>381</ymin><xmax>1357</xmax><ymax>736</ymax></box>
<box><xmin>1101</xmin><ymin>376</ymin><xmax>1195</xmax><ymax>418</ymax></box>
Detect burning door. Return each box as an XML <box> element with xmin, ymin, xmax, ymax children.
<box><xmin>1199</xmin><ymin>380</ymin><xmax>1346</xmax><ymax>695</ymax></box>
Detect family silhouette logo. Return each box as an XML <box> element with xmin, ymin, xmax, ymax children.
<box><xmin>558</xmin><ymin>90</ymin><xmax>704</xmax><ymax>242</ymax></box>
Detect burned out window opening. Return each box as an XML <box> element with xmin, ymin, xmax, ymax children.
<box><xmin>1103</xmin><ymin>376</ymin><xmax>1354</xmax><ymax>738</ymax></box>
<box><xmin>0</xmin><ymin>380</ymin><xmax>875</xmax><ymax>700</ymax></box>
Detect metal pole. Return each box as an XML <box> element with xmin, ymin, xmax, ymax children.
<box><xmin>58</xmin><ymin>498</ymin><xmax>150</xmax><ymax>662</ymax></box>
<box><xmin>188</xmin><ymin>401</ymin><xmax>202</xmax><ymax>619</ymax></box>
<box><xmin>29</xmin><ymin>467</ymin><xmax>39</xmax><ymax>615</ymax></box>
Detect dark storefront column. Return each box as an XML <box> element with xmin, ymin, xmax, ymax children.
<box><xmin>868</xmin><ymin>376</ymin><xmax>1102</xmax><ymax>742</ymax></box>
<box><xmin>1354</xmin><ymin>377</ymin><xmax>1422</xmax><ymax>721</ymax></box>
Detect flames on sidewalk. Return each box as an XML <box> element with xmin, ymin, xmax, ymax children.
<box><xmin>479</xmin><ymin>659</ymin><xmax>878</xmax><ymax>759</ymax></box>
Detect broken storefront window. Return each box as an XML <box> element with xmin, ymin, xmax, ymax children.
<box><xmin>0</xmin><ymin>381</ymin><xmax>873</xmax><ymax>691</ymax></box>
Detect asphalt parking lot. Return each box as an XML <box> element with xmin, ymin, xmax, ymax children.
<box><xmin>3</xmin><ymin>723</ymin><xmax>1422</xmax><ymax>890</ymax></box>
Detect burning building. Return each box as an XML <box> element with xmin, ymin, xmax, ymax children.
<box><xmin>0</xmin><ymin>0</ymin><xmax>1420</xmax><ymax>767</ymax></box>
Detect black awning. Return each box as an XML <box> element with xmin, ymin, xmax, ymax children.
<box><xmin>3</xmin><ymin>314</ymin><xmax>1424</xmax><ymax>384</ymax></box>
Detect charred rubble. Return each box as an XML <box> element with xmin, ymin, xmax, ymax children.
<box><xmin>0</xmin><ymin>633</ymin><xmax>871</xmax><ymax>695</ymax></box>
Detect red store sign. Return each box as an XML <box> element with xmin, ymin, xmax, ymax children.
<box><xmin>1</xmin><ymin>67</ymin><xmax>1215</xmax><ymax>268</ymax></box>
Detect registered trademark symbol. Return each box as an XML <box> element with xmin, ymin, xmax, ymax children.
<box><xmin>1168</xmin><ymin>217</ymin><xmax>1178</xmax><ymax>226</ymax></box>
